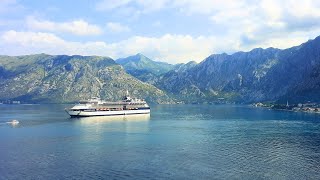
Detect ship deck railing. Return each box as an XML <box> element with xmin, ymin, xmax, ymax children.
<box><xmin>101</xmin><ymin>101</ymin><xmax>146</xmax><ymax>105</ymax></box>
<box><xmin>78</xmin><ymin>100</ymin><xmax>147</xmax><ymax>106</ymax></box>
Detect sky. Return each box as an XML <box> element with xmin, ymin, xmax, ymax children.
<box><xmin>1</xmin><ymin>0</ymin><xmax>320</xmax><ymax>63</ymax></box>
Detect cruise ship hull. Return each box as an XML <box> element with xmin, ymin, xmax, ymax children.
<box><xmin>66</xmin><ymin>109</ymin><xmax>150</xmax><ymax>117</ymax></box>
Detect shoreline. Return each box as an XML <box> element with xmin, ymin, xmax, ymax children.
<box><xmin>252</xmin><ymin>102</ymin><xmax>320</xmax><ymax>115</ymax></box>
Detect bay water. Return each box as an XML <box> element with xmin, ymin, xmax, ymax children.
<box><xmin>1</xmin><ymin>104</ymin><xmax>320</xmax><ymax>179</ymax></box>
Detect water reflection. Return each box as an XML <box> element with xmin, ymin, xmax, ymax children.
<box><xmin>73</xmin><ymin>114</ymin><xmax>151</xmax><ymax>135</ymax></box>
<box><xmin>73</xmin><ymin>114</ymin><xmax>150</xmax><ymax>124</ymax></box>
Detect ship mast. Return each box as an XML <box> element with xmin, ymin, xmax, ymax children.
<box><xmin>123</xmin><ymin>90</ymin><xmax>131</xmax><ymax>101</ymax></box>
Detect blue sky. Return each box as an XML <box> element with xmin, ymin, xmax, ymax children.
<box><xmin>1</xmin><ymin>0</ymin><xmax>320</xmax><ymax>63</ymax></box>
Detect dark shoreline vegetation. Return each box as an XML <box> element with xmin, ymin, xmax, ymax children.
<box><xmin>1</xmin><ymin>36</ymin><xmax>320</xmax><ymax>105</ymax></box>
<box><xmin>253</xmin><ymin>102</ymin><xmax>320</xmax><ymax>114</ymax></box>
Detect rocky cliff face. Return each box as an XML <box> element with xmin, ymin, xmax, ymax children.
<box><xmin>172</xmin><ymin>61</ymin><xmax>197</xmax><ymax>73</ymax></box>
<box><xmin>157</xmin><ymin>36</ymin><xmax>320</xmax><ymax>103</ymax></box>
<box><xmin>279</xmin><ymin>38</ymin><xmax>320</xmax><ymax>103</ymax></box>
<box><xmin>0</xmin><ymin>54</ymin><xmax>172</xmax><ymax>103</ymax></box>
<box><xmin>284</xmin><ymin>64</ymin><xmax>320</xmax><ymax>103</ymax></box>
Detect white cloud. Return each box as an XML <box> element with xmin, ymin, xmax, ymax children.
<box><xmin>106</xmin><ymin>22</ymin><xmax>130</xmax><ymax>33</ymax></box>
<box><xmin>1</xmin><ymin>30</ymin><xmax>320</xmax><ymax>64</ymax></box>
<box><xmin>0</xmin><ymin>30</ymin><xmax>225</xmax><ymax>63</ymax></box>
<box><xmin>2</xmin><ymin>30</ymin><xmax>64</xmax><ymax>45</ymax></box>
<box><xmin>26</xmin><ymin>16</ymin><xmax>103</xmax><ymax>36</ymax></box>
<box><xmin>0</xmin><ymin>30</ymin><xmax>110</xmax><ymax>56</ymax></box>
<box><xmin>92</xmin><ymin>0</ymin><xmax>320</xmax><ymax>52</ymax></box>
<box><xmin>260</xmin><ymin>0</ymin><xmax>283</xmax><ymax>21</ymax></box>
<box><xmin>207</xmin><ymin>0</ymin><xmax>320</xmax><ymax>49</ymax></box>
<box><xmin>94</xmin><ymin>0</ymin><xmax>320</xmax><ymax>38</ymax></box>
<box><xmin>287</xmin><ymin>0</ymin><xmax>320</xmax><ymax>18</ymax></box>
<box><xmin>112</xmin><ymin>34</ymin><xmax>221</xmax><ymax>62</ymax></box>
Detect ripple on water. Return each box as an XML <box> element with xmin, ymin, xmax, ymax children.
<box><xmin>1</xmin><ymin>104</ymin><xmax>320</xmax><ymax>179</ymax></box>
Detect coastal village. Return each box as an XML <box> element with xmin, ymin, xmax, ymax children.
<box><xmin>0</xmin><ymin>100</ymin><xmax>21</xmax><ymax>104</ymax></box>
<box><xmin>253</xmin><ymin>101</ymin><xmax>320</xmax><ymax>114</ymax></box>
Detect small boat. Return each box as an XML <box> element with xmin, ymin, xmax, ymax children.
<box><xmin>7</xmin><ymin>120</ymin><xmax>19</xmax><ymax>125</ymax></box>
<box><xmin>65</xmin><ymin>92</ymin><xmax>150</xmax><ymax>117</ymax></box>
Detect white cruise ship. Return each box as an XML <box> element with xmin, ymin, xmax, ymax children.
<box><xmin>65</xmin><ymin>93</ymin><xmax>150</xmax><ymax>117</ymax></box>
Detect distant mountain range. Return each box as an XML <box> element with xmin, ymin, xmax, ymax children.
<box><xmin>1</xmin><ymin>36</ymin><xmax>320</xmax><ymax>104</ymax></box>
<box><xmin>0</xmin><ymin>54</ymin><xmax>171</xmax><ymax>103</ymax></box>
<box><xmin>156</xmin><ymin>36</ymin><xmax>320</xmax><ymax>104</ymax></box>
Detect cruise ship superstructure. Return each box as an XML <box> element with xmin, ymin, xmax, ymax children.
<box><xmin>66</xmin><ymin>93</ymin><xmax>150</xmax><ymax>117</ymax></box>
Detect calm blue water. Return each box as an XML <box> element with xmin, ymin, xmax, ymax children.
<box><xmin>1</xmin><ymin>104</ymin><xmax>320</xmax><ymax>179</ymax></box>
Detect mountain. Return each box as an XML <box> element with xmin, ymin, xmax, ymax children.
<box><xmin>285</xmin><ymin>64</ymin><xmax>320</xmax><ymax>103</ymax></box>
<box><xmin>157</xmin><ymin>36</ymin><xmax>320</xmax><ymax>104</ymax></box>
<box><xmin>172</xmin><ymin>61</ymin><xmax>198</xmax><ymax>73</ymax></box>
<box><xmin>277</xmin><ymin>38</ymin><xmax>320</xmax><ymax>103</ymax></box>
<box><xmin>1</xmin><ymin>36</ymin><xmax>320</xmax><ymax>104</ymax></box>
<box><xmin>0</xmin><ymin>54</ymin><xmax>172</xmax><ymax>104</ymax></box>
<box><xmin>116</xmin><ymin>53</ymin><xmax>174</xmax><ymax>75</ymax></box>
<box><xmin>116</xmin><ymin>53</ymin><xmax>174</xmax><ymax>84</ymax></box>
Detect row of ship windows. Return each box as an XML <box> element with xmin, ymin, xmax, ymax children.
<box><xmin>71</xmin><ymin>107</ymin><xmax>150</xmax><ymax>112</ymax></box>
